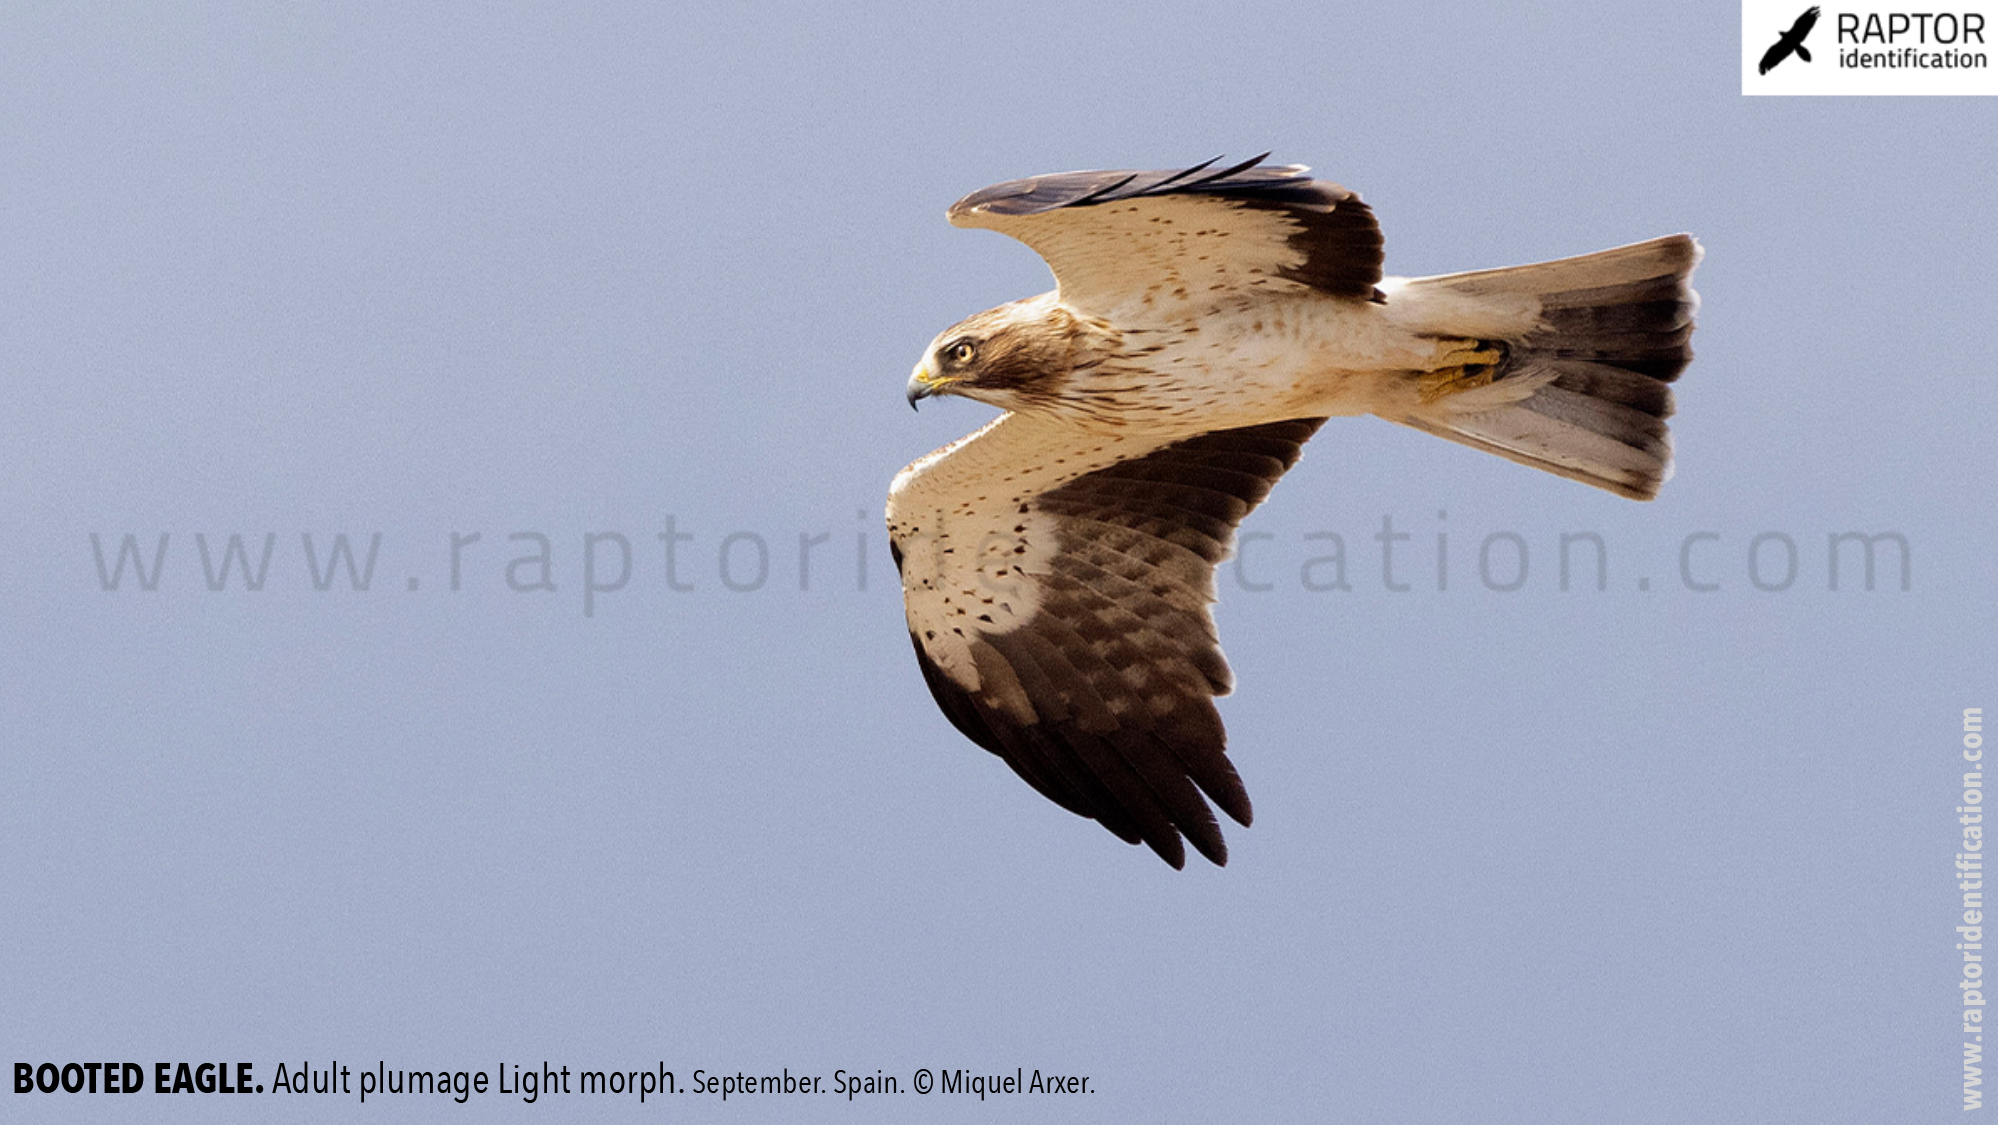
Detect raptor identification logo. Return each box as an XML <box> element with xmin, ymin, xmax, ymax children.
<box><xmin>1742</xmin><ymin>0</ymin><xmax>1998</xmax><ymax>92</ymax></box>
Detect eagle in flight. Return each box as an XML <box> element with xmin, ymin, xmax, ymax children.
<box><xmin>888</xmin><ymin>157</ymin><xmax>1700</xmax><ymax>868</ymax></box>
<box><xmin>1759</xmin><ymin>6</ymin><xmax>1821</xmax><ymax>74</ymax></box>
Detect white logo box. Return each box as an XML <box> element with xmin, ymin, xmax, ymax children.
<box><xmin>1743</xmin><ymin>1</ymin><xmax>1998</xmax><ymax>94</ymax></box>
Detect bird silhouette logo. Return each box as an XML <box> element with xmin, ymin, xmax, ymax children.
<box><xmin>1760</xmin><ymin>6</ymin><xmax>1821</xmax><ymax>73</ymax></box>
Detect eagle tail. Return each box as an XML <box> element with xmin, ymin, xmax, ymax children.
<box><xmin>1389</xmin><ymin>234</ymin><xmax>1701</xmax><ymax>500</ymax></box>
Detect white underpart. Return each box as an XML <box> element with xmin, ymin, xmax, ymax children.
<box><xmin>1060</xmin><ymin>281</ymin><xmax>1547</xmax><ymax>435</ymax></box>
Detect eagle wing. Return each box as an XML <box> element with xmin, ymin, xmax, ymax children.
<box><xmin>947</xmin><ymin>157</ymin><xmax>1384</xmax><ymax>321</ymax></box>
<box><xmin>890</xmin><ymin>413</ymin><xmax>1325</xmax><ymax>868</ymax></box>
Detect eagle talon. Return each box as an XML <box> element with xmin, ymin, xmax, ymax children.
<box><xmin>1429</xmin><ymin>337</ymin><xmax>1507</xmax><ymax>370</ymax></box>
<box><xmin>1417</xmin><ymin>339</ymin><xmax>1510</xmax><ymax>403</ymax></box>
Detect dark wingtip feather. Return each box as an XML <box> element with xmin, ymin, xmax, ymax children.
<box><xmin>1063</xmin><ymin>172</ymin><xmax>1139</xmax><ymax>209</ymax></box>
<box><xmin>951</xmin><ymin>156</ymin><xmax>1325</xmax><ymax>218</ymax></box>
<box><xmin>1135</xmin><ymin>155</ymin><xmax>1225</xmax><ymax>196</ymax></box>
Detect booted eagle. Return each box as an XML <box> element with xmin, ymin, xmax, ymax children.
<box><xmin>888</xmin><ymin>157</ymin><xmax>1700</xmax><ymax>868</ymax></box>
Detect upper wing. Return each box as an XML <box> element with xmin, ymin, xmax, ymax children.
<box><xmin>947</xmin><ymin>157</ymin><xmax>1383</xmax><ymax>321</ymax></box>
<box><xmin>1790</xmin><ymin>5</ymin><xmax>1820</xmax><ymax>37</ymax></box>
<box><xmin>890</xmin><ymin>413</ymin><xmax>1325</xmax><ymax>868</ymax></box>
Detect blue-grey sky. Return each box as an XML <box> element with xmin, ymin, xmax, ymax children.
<box><xmin>4</xmin><ymin>3</ymin><xmax>1992</xmax><ymax>1122</ymax></box>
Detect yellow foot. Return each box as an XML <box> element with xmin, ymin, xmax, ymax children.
<box><xmin>1432</xmin><ymin>339</ymin><xmax>1505</xmax><ymax>368</ymax></box>
<box><xmin>1417</xmin><ymin>338</ymin><xmax>1509</xmax><ymax>404</ymax></box>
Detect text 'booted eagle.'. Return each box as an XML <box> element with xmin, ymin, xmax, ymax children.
<box><xmin>887</xmin><ymin>157</ymin><xmax>1700</xmax><ymax>868</ymax></box>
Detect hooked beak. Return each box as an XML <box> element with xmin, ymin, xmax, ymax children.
<box><xmin>905</xmin><ymin>363</ymin><xmax>953</xmax><ymax>410</ymax></box>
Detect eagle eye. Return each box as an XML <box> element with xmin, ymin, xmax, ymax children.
<box><xmin>945</xmin><ymin>339</ymin><xmax>978</xmax><ymax>367</ymax></box>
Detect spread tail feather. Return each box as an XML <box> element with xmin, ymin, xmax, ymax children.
<box><xmin>1390</xmin><ymin>234</ymin><xmax>1701</xmax><ymax>500</ymax></box>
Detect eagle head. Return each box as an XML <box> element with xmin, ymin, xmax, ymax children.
<box><xmin>907</xmin><ymin>294</ymin><xmax>1113</xmax><ymax>414</ymax></box>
